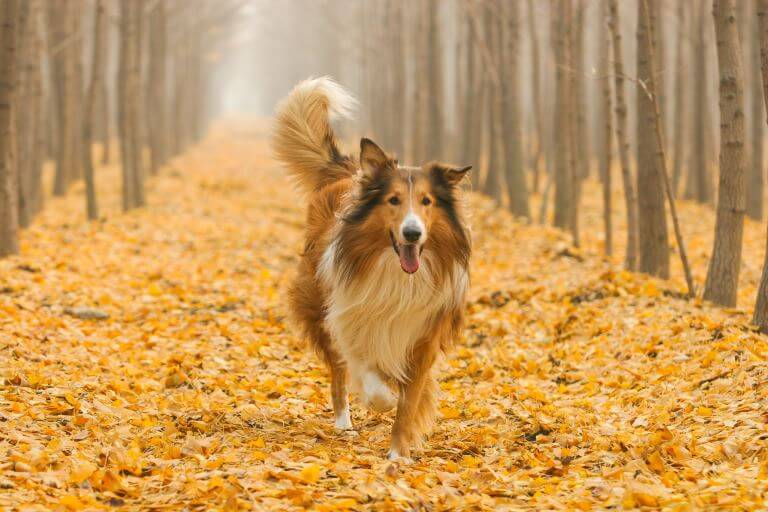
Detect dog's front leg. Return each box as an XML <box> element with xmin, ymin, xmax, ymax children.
<box><xmin>388</xmin><ymin>339</ymin><xmax>438</xmax><ymax>460</ymax></box>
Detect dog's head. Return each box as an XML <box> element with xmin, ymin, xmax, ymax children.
<box><xmin>343</xmin><ymin>138</ymin><xmax>471</xmax><ymax>275</ymax></box>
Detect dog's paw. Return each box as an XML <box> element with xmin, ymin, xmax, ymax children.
<box><xmin>334</xmin><ymin>409</ymin><xmax>353</xmax><ymax>431</ymax></box>
<box><xmin>386</xmin><ymin>449</ymin><xmax>413</xmax><ymax>464</ymax></box>
<box><xmin>362</xmin><ymin>372</ymin><xmax>397</xmax><ymax>412</ymax></box>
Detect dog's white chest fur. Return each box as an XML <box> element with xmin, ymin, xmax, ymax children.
<box><xmin>318</xmin><ymin>243</ymin><xmax>466</xmax><ymax>383</ymax></box>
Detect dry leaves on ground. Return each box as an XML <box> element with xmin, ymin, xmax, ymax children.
<box><xmin>1</xmin><ymin>122</ymin><xmax>767</xmax><ymax>510</ymax></box>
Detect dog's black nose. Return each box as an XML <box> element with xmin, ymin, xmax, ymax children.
<box><xmin>403</xmin><ymin>226</ymin><xmax>421</xmax><ymax>243</ymax></box>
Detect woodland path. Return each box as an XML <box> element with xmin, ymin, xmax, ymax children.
<box><xmin>1</xmin><ymin>122</ymin><xmax>767</xmax><ymax>510</ymax></box>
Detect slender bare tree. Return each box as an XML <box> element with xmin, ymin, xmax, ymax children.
<box><xmin>608</xmin><ymin>0</ymin><xmax>639</xmax><ymax>270</ymax></box>
<box><xmin>82</xmin><ymin>0</ymin><xmax>106</xmax><ymax>220</ymax></box>
<box><xmin>756</xmin><ymin>0</ymin><xmax>768</xmax><ymax>333</ymax></box>
<box><xmin>703</xmin><ymin>0</ymin><xmax>747</xmax><ymax>307</ymax></box>
<box><xmin>671</xmin><ymin>1</ymin><xmax>687</xmax><ymax>195</ymax></box>
<box><xmin>501</xmin><ymin>0</ymin><xmax>529</xmax><ymax>219</ymax></box>
<box><xmin>686</xmin><ymin>3</ymin><xmax>714</xmax><ymax>204</ymax></box>
<box><xmin>553</xmin><ymin>0</ymin><xmax>573</xmax><ymax>231</ymax></box>
<box><xmin>748</xmin><ymin>0</ymin><xmax>765</xmax><ymax>221</ymax></box>
<box><xmin>483</xmin><ymin>0</ymin><xmax>504</xmax><ymax>204</ymax></box>
<box><xmin>636</xmin><ymin>0</ymin><xmax>670</xmax><ymax>278</ymax></box>
<box><xmin>148</xmin><ymin>0</ymin><xmax>168</xmax><ymax>175</ymax></box>
<box><xmin>600</xmin><ymin>0</ymin><xmax>613</xmax><ymax>257</ymax></box>
<box><xmin>0</xmin><ymin>0</ymin><xmax>20</xmax><ymax>256</ymax></box>
<box><xmin>425</xmin><ymin>0</ymin><xmax>443</xmax><ymax>161</ymax></box>
<box><xmin>527</xmin><ymin>0</ymin><xmax>545</xmax><ymax>194</ymax></box>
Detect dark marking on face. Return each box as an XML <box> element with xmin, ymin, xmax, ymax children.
<box><xmin>343</xmin><ymin>172</ymin><xmax>391</xmax><ymax>225</ymax></box>
<box><xmin>429</xmin><ymin>166</ymin><xmax>464</xmax><ymax>232</ymax></box>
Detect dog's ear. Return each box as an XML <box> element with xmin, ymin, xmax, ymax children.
<box><xmin>430</xmin><ymin>163</ymin><xmax>472</xmax><ymax>186</ymax></box>
<box><xmin>360</xmin><ymin>138</ymin><xmax>393</xmax><ymax>177</ymax></box>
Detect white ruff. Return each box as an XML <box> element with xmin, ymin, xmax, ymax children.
<box><xmin>318</xmin><ymin>245</ymin><xmax>467</xmax><ymax>384</ymax></box>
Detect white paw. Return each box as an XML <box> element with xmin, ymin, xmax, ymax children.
<box><xmin>362</xmin><ymin>372</ymin><xmax>396</xmax><ymax>412</ymax></box>
<box><xmin>334</xmin><ymin>408</ymin><xmax>353</xmax><ymax>430</ymax></box>
<box><xmin>387</xmin><ymin>449</ymin><xmax>413</xmax><ymax>464</ymax></box>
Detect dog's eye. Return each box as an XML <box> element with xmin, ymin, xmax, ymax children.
<box><xmin>422</xmin><ymin>196</ymin><xmax>432</xmax><ymax>206</ymax></box>
<box><xmin>388</xmin><ymin>196</ymin><xmax>401</xmax><ymax>206</ymax></box>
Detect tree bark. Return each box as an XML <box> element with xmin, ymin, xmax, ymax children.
<box><xmin>553</xmin><ymin>0</ymin><xmax>573</xmax><ymax>231</ymax></box>
<box><xmin>748</xmin><ymin>0</ymin><xmax>765</xmax><ymax>221</ymax></box>
<box><xmin>573</xmin><ymin>1</ymin><xmax>589</xmax><ymax>182</ymax></box>
<box><xmin>756</xmin><ymin>0</ymin><xmax>768</xmax><ymax>332</ymax></box>
<box><xmin>671</xmin><ymin>0</ymin><xmax>687</xmax><ymax>195</ymax></box>
<box><xmin>0</xmin><ymin>0</ymin><xmax>20</xmax><ymax>256</ymax></box>
<box><xmin>119</xmin><ymin>0</ymin><xmax>144</xmax><ymax>211</ymax></box>
<box><xmin>636</xmin><ymin>0</ymin><xmax>670</xmax><ymax>278</ymax></box>
<box><xmin>147</xmin><ymin>0</ymin><xmax>168</xmax><ymax>175</ymax></box>
<box><xmin>703</xmin><ymin>0</ymin><xmax>747</xmax><ymax>307</ymax></box>
<box><xmin>82</xmin><ymin>0</ymin><xmax>106</xmax><ymax>220</ymax></box>
<box><xmin>501</xmin><ymin>0</ymin><xmax>529</xmax><ymax>219</ymax></box>
<box><xmin>526</xmin><ymin>0</ymin><xmax>544</xmax><ymax>195</ymax></box>
<box><xmin>391</xmin><ymin>1</ymin><xmax>406</xmax><ymax>159</ymax></box>
<box><xmin>460</xmin><ymin>13</ymin><xmax>479</xmax><ymax>167</ymax></box>
<box><xmin>425</xmin><ymin>0</ymin><xmax>443</xmax><ymax>161</ymax></box>
<box><xmin>411</xmin><ymin>0</ymin><xmax>428</xmax><ymax>163</ymax></box>
<box><xmin>48</xmin><ymin>1</ymin><xmax>75</xmax><ymax>197</ymax></box>
<box><xmin>14</xmin><ymin>0</ymin><xmax>30</xmax><ymax>228</ymax></box>
<box><xmin>482</xmin><ymin>0</ymin><xmax>504</xmax><ymax>204</ymax></box>
<box><xmin>608</xmin><ymin>0</ymin><xmax>639</xmax><ymax>270</ymax></box>
<box><xmin>600</xmin><ymin>0</ymin><xmax>613</xmax><ymax>257</ymax></box>
<box><xmin>568</xmin><ymin>0</ymin><xmax>581</xmax><ymax>245</ymax></box>
<box><xmin>686</xmin><ymin>3</ymin><xmax>714</xmax><ymax>204</ymax></box>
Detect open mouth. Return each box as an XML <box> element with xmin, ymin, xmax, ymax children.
<box><xmin>390</xmin><ymin>231</ymin><xmax>421</xmax><ymax>274</ymax></box>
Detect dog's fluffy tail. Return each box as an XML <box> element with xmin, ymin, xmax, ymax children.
<box><xmin>272</xmin><ymin>77</ymin><xmax>357</xmax><ymax>194</ymax></box>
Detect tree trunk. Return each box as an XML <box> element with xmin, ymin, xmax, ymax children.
<box><xmin>147</xmin><ymin>0</ymin><xmax>168</xmax><ymax>175</ymax></box>
<box><xmin>460</xmin><ymin>14</ymin><xmax>478</xmax><ymax>167</ymax></box>
<box><xmin>672</xmin><ymin>0</ymin><xmax>687</xmax><ymax>195</ymax></box>
<box><xmin>573</xmin><ymin>2</ymin><xmax>589</xmax><ymax>182</ymax></box>
<box><xmin>411</xmin><ymin>0</ymin><xmax>428</xmax><ymax>163</ymax></box>
<box><xmin>119</xmin><ymin>0</ymin><xmax>139</xmax><ymax>211</ymax></box>
<box><xmin>553</xmin><ymin>0</ymin><xmax>573</xmax><ymax>230</ymax></box>
<box><xmin>501</xmin><ymin>0</ymin><xmax>529</xmax><ymax>219</ymax></box>
<box><xmin>14</xmin><ymin>0</ymin><xmax>30</xmax><ymax>229</ymax></box>
<box><xmin>28</xmin><ymin>0</ymin><xmax>43</xmax><ymax>218</ymax></box>
<box><xmin>568</xmin><ymin>0</ymin><xmax>581</xmax><ymax>245</ymax></box>
<box><xmin>391</xmin><ymin>1</ymin><xmax>406</xmax><ymax>159</ymax></box>
<box><xmin>48</xmin><ymin>1</ymin><xmax>74</xmax><ymax>197</ymax></box>
<box><xmin>687</xmin><ymin>3</ymin><xmax>714</xmax><ymax>203</ymax></box>
<box><xmin>754</xmin><ymin>0</ymin><xmax>768</xmax><ymax>332</ymax></box>
<box><xmin>482</xmin><ymin>0</ymin><xmax>504</xmax><ymax>204</ymax></box>
<box><xmin>608</xmin><ymin>0</ymin><xmax>639</xmax><ymax>270</ymax></box>
<box><xmin>527</xmin><ymin>0</ymin><xmax>544</xmax><ymax>195</ymax></box>
<box><xmin>704</xmin><ymin>0</ymin><xmax>747</xmax><ymax>307</ymax></box>
<box><xmin>99</xmin><ymin>64</ymin><xmax>110</xmax><ymax>165</ymax></box>
<box><xmin>131</xmin><ymin>0</ymin><xmax>145</xmax><ymax>207</ymax></box>
<box><xmin>636</xmin><ymin>0</ymin><xmax>670</xmax><ymax>278</ymax></box>
<box><xmin>82</xmin><ymin>0</ymin><xmax>106</xmax><ymax>220</ymax></box>
<box><xmin>0</xmin><ymin>0</ymin><xmax>20</xmax><ymax>256</ymax></box>
<box><xmin>425</xmin><ymin>0</ymin><xmax>443</xmax><ymax>161</ymax></box>
<box><xmin>600</xmin><ymin>0</ymin><xmax>613</xmax><ymax>257</ymax></box>
<box><xmin>748</xmin><ymin>0</ymin><xmax>765</xmax><ymax>221</ymax></box>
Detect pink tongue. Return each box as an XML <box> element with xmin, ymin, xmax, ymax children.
<box><xmin>398</xmin><ymin>244</ymin><xmax>420</xmax><ymax>274</ymax></box>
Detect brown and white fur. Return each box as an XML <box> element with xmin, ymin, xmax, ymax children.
<box><xmin>273</xmin><ymin>77</ymin><xmax>471</xmax><ymax>460</ymax></box>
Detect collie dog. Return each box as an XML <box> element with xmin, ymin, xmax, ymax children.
<box><xmin>273</xmin><ymin>77</ymin><xmax>471</xmax><ymax>460</ymax></box>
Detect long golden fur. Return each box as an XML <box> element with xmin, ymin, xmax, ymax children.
<box><xmin>273</xmin><ymin>77</ymin><xmax>471</xmax><ymax>459</ymax></box>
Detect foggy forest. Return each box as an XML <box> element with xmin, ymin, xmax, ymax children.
<box><xmin>2</xmin><ymin>0</ymin><xmax>768</xmax><ymax>509</ymax></box>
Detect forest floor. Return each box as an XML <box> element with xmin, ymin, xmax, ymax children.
<box><xmin>2</xmin><ymin>121</ymin><xmax>768</xmax><ymax>510</ymax></box>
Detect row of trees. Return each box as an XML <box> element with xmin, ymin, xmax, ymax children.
<box><xmin>338</xmin><ymin>0</ymin><xmax>767</xmax><ymax>333</ymax></box>
<box><xmin>0</xmin><ymin>0</ymin><xmax>246</xmax><ymax>255</ymax></box>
